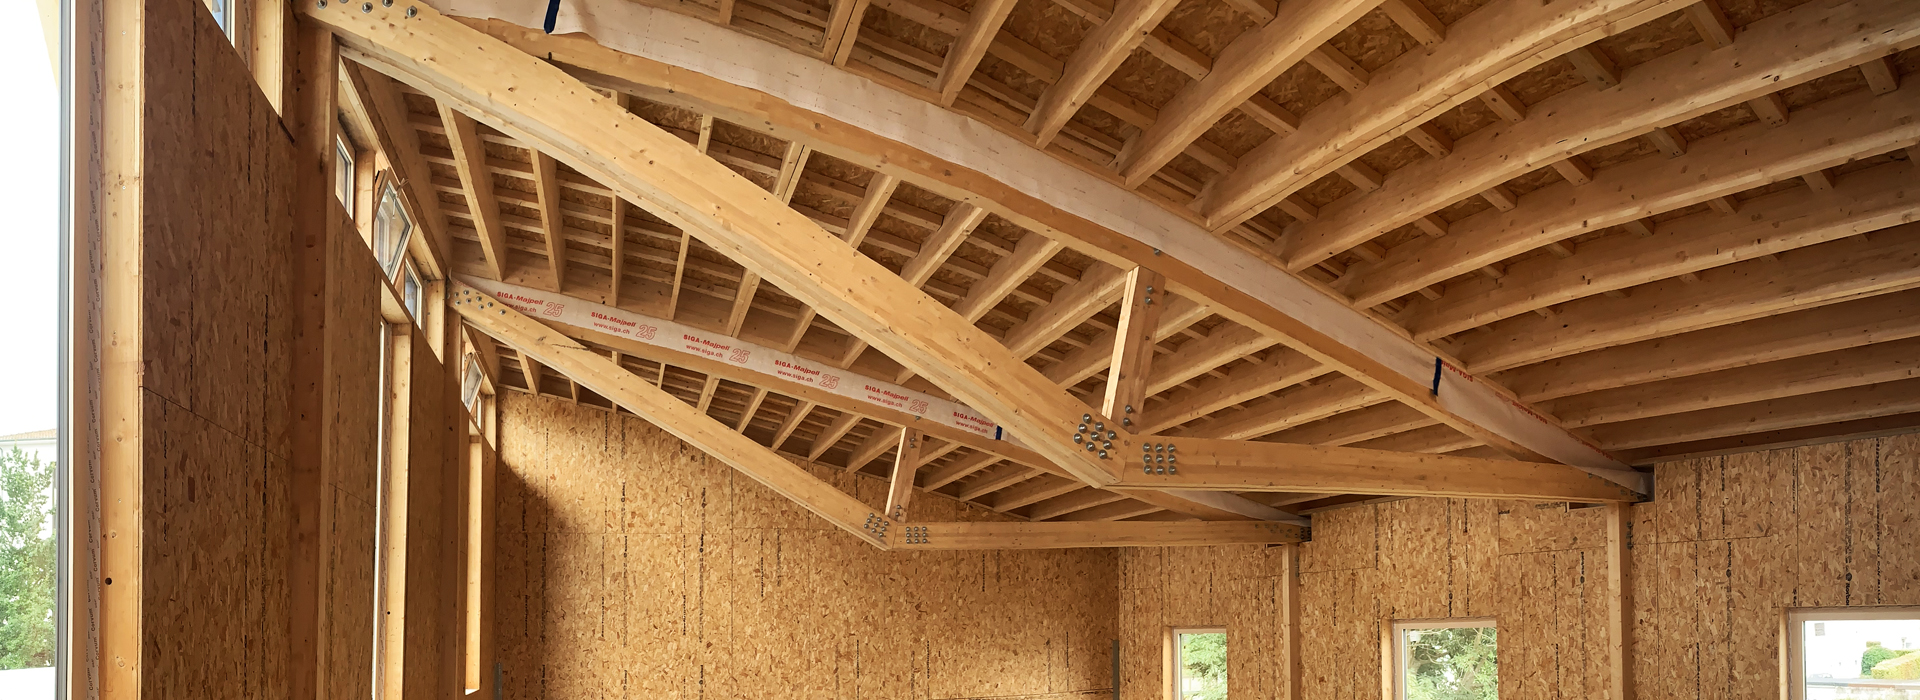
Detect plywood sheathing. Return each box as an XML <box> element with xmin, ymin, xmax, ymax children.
<box><xmin>123</xmin><ymin>1</ymin><xmax>297</xmax><ymax>696</ymax></box>
<box><xmin>1115</xmin><ymin>433</ymin><xmax>1920</xmax><ymax>700</ymax></box>
<box><xmin>494</xmin><ymin>393</ymin><xmax>1120</xmax><ymax>698</ymax></box>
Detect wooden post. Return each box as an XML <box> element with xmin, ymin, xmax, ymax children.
<box><xmin>285</xmin><ymin>15</ymin><xmax>339</xmax><ymax>700</ymax></box>
<box><xmin>1103</xmin><ymin>267</ymin><xmax>1166</xmax><ymax>427</ymax></box>
<box><xmin>886</xmin><ymin>428</ymin><xmax>923</xmax><ymax>521</ymax></box>
<box><xmin>1607</xmin><ymin>502</ymin><xmax>1636</xmax><ymax>700</ymax></box>
<box><xmin>1280</xmin><ymin>543</ymin><xmax>1304</xmax><ymax>700</ymax></box>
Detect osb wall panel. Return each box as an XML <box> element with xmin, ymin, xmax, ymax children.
<box><xmin>401</xmin><ymin>324</ymin><xmax>462</xmax><ymax>699</ymax></box>
<box><xmin>1631</xmin><ymin>434</ymin><xmax>1920</xmax><ymax>700</ymax></box>
<box><xmin>135</xmin><ymin>0</ymin><xmax>294</xmax><ymax>696</ymax></box>
<box><xmin>494</xmin><ymin>392</ymin><xmax>1117</xmax><ymax>700</ymax></box>
<box><xmin>319</xmin><ymin>212</ymin><xmax>386</xmax><ymax>700</ymax></box>
<box><xmin>1116</xmin><ymin>433</ymin><xmax>1920</xmax><ymax>700</ymax></box>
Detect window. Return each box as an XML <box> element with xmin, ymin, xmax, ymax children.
<box><xmin>1788</xmin><ymin>608</ymin><xmax>1920</xmax><ymax>700</ymax></box>
<box><xmin>209</xmin><ymin>0</ymin><xmax>232</xmax><ymax>36</ymax></box>
<box><xmin>335</xmin><ymin>138</ymin><xmax>355</xmax><ymax>218</ymax></box>
<box><xmin>1392</xmin><ymin>619</ymin><xmax>1497</xmax><ymax>700</ymax></box>
<box><xmin>372</xmin><ymin>179</ymin><xmax>413</xmax><ymax>281</ymax></box>
<box><xmin>1170</xmin><ymin>627</ymin><xmax>1226</xmax><ymax>700</ymax></box>
<box><xmin>460</xmin><ymin>356</ymin><xmax>483</xmax><ymax>418</ymax></box>
<box><xmin>402</xmin><ymin>260</ymin><xmax>423</xmax><ymax>326</ymax></box>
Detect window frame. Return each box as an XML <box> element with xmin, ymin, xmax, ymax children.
<box><xmin>371</xmin><ymin>172</ymin><xmax>414</xmax><ymax>282</ymax></box>
<box><xmin>335</xmin><ymin>136</ymin><xmax>356</xmax><ymax>219</ymax></box>
<box><xmin>1167</xmin><ymin>626</ymin><xmax>1228</xmax><ymax>700</ymax></box>
<box><xmin>401</xmin><ymin>258</ymin><xmax>423</xmax><ymax>327</ymax></box>
<box><xmin>1389</xmin><ymin>617</ymin><xmax>1499</xmax><ymax>700</ymax></box>
<box><xmin>1785</xmin><ymin>606</ymin><xmax>1920</xmax><ymax>700</ymax></box>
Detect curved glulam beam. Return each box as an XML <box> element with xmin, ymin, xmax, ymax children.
<box><xmin>1275</xmin><ymin>0</ymin><xmax>1920</xmax><ymax>270</ymax></box>
<box><xmin>309</xmin><ymin>2</ymin><xmax>1126</xmax><ymax>487</ymax></box>
<box><xmin>421</xmin><ymin>0</ymin><xmax>1646</xmax><ymax>489</ymax></box>
<box><xmin>1192</xmin><ymin>0</ymin><xmax>1690</xmax><ymax>230</ymax></box>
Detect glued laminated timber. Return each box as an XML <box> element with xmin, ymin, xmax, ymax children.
<box><xmin>308</xmin><ymin>0</ymin><xmax>1920</xmax><ymax>529</ymax></box>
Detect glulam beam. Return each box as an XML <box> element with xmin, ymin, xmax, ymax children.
<box><xmin>316</xmin><ymin>3</ymin><xmax>1126</xmax><ymax>486</ymax></box>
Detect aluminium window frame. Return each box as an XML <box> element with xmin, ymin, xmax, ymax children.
<box><xmin>1389</xmin><ymin>617</ymin><xmax>1499</xmax><ymax>700</ymax></box>
<box><xmin>1784</xmin><ymin>606</ymin><xmax>1920</xmax><ymax>700</ymax></box>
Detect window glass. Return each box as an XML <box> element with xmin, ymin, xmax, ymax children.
<box><xmin>1397</xmin><ymin>621</ymin><xmax>1497</xmax><ymax>700</ymax></box>
<box><xmin>1792</xmin><ymin>610</ymin><xmax>1920</xmax><ymax>700</ymax></box>
<box><xmin>402</xmin><ymin>261</ymin><xmax>423</xmax><ymax>326</ymax></box>
<box><xmin>373</xmin><ymin>181</ymin><xmax>412</xmax><ymax>281</ymax></box>
<box><xmin>1174</xmin><ymin>629</ymin><xmax>1226</xmax><ymax>700</ymax></box>
<box><xmin>461</xmin><ymin>356</ymin><xmax>482</xmax><ymax>417</ymax></box>
<box><xmin>1</xmin><ymin>1</ymin><xmax>61</xmax><ymax>695</ymax></box>
<box><xmin>335</xmin><ymin>139</ymin><xmax>355</xmax><ymax>218</ymax></box>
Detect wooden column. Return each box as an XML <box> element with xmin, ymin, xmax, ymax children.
<box><xmin>1607</xmin><ymin>502</ymin><xmax>1635</xmax><ymax>700</ymax></box>
<box><xmin>285</xmin><ymin>15</ymin><xmax>339</xmax><ymax>700</ymax></box>
<box><xmin>1103</xmin><ymin>267</ymin><xmax>1166</xmax><ymax>428</ymax></box>
<box><xmin>885</xmin><ymin>428</ymin><xmax>923</xmax><ymax>521</ymax></box>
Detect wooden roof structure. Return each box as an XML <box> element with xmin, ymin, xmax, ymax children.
<box><xmin>309</xmin><ymin>0</ymin><xmax>1917</xmax><ymax>536</ymax></box>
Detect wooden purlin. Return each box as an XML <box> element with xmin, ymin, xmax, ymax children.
<box><xmin>1276</xmin><ymin>0</ymin><xmax>1920</xmax><ymax>271</ymax></box>
<box><xmin>1202</xmin><ymin>0</ymin><xmax>1694</xmax><ymax>232</ymax></box>
<box><xmin>311</xmin><ymin>3</ymin><xmax>1127</xmax><ymax>489</ymax></box>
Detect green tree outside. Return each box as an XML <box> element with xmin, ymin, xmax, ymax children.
<box><xmin>1180</xmin><ymin>631</ymin><xmax>1227</xmax><ymax>700</ymax></box>
<box><xmin>1406</xmin><ymin>626</ymin><xmax>1498</xmax><ymax>700</ymax></box>
<box><xmin>0</xmin><ymin>446</ymin><xmax>55</xmax><ymax>669</ymax></box>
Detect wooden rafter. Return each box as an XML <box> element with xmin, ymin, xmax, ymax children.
<box><xmin>1339</xmin><ymin>81</ymin><xmax>1920</xmax><ymax>310</ymax></box>
<box><xmin>440</xmin><ymin>105</ymin><xmax>510</xmax><ymax>279</ymax></box>
<box><xmin>1457</xmin><ymin>225</ymin><xmax>1920</xmax><ymax>373</ymax></box>
<box><xmin>1025</xmin><ymin>0</ymin><xmax>1182</xmax><ymax>146</ymax></box>
<box><xmin>1273</xmin><ymin>0</ymin><xmax>1920</xmax><ymax>270</ymax></box>
<box><xmin>935</xmin><ymin>0</ymin><xmax>1017</xmax><ymax>106</ymax></box>
<box><xmin>1401</xmin><ymin>162</ymin><xmax>1920</xmax><ymax>341</ymax></box>
<box><xmin>1113</xmin><ymin>0</ymin><xmax>1386</xmax><ymax>187</ymax></box>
